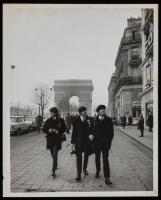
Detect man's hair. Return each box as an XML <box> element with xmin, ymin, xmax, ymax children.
<box><xmin>96</xmin><ymin>105</ymin><xmax>106</xmax><ymax>113</ymax></box>
<box><xmin>49</xmin><ymin>107</ymin><xmax>58</xmax><ymax>114</ymax></box>
<box><xmin>78</xmin><ymin>106</ymin><xmax>87</xmax><ymax>113</ymax></box>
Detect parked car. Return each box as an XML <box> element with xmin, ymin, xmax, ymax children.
<box><xmin>24</xmin><ymin>116</ymin><xmax>37</xmax><ymax>131</ymax></box>
<box><xmin>10</xmin><ymin>116</ymin><xmax>31</xmax><ymax>135</ymax></box>
<box><xmin>132</xmin><ymin>118</ymin><xmax>139</xmax><ymax>126</ymax></box>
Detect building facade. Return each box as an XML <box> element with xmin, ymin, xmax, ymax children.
<box><xmin>139</xmin><ymin>9</ymin><xmax>154</xmax><ymax>127</ymax></box>
<box><xmin>108</xmin><ymin>17</ymin><xmax>143</xmax><ymax>121</ymax></box>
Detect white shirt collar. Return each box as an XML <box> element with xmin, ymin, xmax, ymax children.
<box><xmin>99</xmin><ymin>115</ymin><xmax>104</xmax><ymax>120</ymax></box>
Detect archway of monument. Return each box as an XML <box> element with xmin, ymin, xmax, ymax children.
<box><xmin>69</xmin><ymin>96</ymin><xmax>80</xmax><ymax>114</ymax></box>
<box><xmin>53</xmin><ymin>79</ymin><xmax>93</xmax><ymax>116</ymax></box>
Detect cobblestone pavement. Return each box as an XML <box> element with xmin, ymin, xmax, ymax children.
<box><xmin>10</xmin><ymin>128</ymin><xmax>153</xmax><ymax>193</ymax></box>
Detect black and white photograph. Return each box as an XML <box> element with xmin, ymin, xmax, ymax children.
<box><xmin>3</xmin><ymin>4</ymin><xmax>158</xmax><ymax>197</ymax></box>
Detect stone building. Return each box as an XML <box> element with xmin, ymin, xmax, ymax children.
<box><xmin>108</xmin><ymin>74</ymin><xmax>116</xmax><ymax>119</ymax></box>
<box><xmin>108</xmin><ymin>17</ymin><xmax>143</xmax><ymax>121</ymax></box>
<box><xmin>139</xmin><ymin>9</ymin><xmax>154</xmax><ymax>127</ymax></box>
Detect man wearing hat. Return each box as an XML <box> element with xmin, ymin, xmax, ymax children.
<box><xmin>43</xmin><ymin>107</ymin><xmax>66</xmax><ymax>177</ymax></box>
<box><xmin>89</xmin><ymin>104</ymin><xmax>114</xmax><ymax>185</ymax></box>
<box><xmin>71</xmin><ymin>106</ymin><xmax>92</xmax><ymax>182</ymax></box>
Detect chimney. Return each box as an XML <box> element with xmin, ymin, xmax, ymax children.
<box><xmin>127</xmin><ymin>17</ymin><xmax>141</xmax><ymax>27</ymax></box>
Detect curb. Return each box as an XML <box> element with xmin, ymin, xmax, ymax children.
<box><xmin>115</xmin><ymin>126</ymin><xmax>153</xmax><ymax>152</ymax></box>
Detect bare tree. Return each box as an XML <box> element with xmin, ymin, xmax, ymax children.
<box><xmin>32</xmin><ymin>85</ymin><xmax>53</xmax><ymax>119</ymax></box>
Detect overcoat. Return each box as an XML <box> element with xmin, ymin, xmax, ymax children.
<box><xmin>138</xmin><ymin>117</ymin><xmax>144</xmax><ymax>130</ymax></box>
<box><xmin>43</xmin><ymin>117</ymin><xmax>66</xmax><ymax>150</ymax></box>
<box><xmin>92</xmin><ymin>115</ymin><xmax>114</xmax><ymax>150</ymax></box>
<box><xmin>71</xmin><ymin>116</ymin><xmax>91</xmax><ymax>153</ymax></box>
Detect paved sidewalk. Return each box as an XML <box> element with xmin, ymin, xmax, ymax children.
<box><xmin>10</xmin><ymin>128</ymin><xmax>153</xmax><ymax>193</ymax></box>
<box><xmin>115</xmin><ymin>125</ymin><xmax>153</xmax><ymax>151</ymax></box>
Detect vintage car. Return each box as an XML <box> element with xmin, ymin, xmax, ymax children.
<box><xmin>10</xmin><ymin>116</ymin><xmax>31</xmax><ymax>135</ymax></box>
<box><xmin>24</xmin><ymin>116</ymin><xmax>37</xmax><ymax>130</ymax></box>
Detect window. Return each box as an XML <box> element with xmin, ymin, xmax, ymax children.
<box><xmin>131</xmin><ymin>47</ymin><xmax>139</xmax><ymax>61</ymax></box>
<box><xmin>132</xmin><ymin>30</ymin><xmax>136</xmax><ymax>40</ymax></box>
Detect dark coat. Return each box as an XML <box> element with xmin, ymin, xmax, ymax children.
<box><xmin>148</xmin><ymin>114</ymin><xmax>153</xmax><ymax>127</ymax></box>
<box><xmin>71</xmin><ymin>116</ymin><xmax>91</xmax><ymax>153</ymax></box>
<box><xmin>122</xmin><ymin>116</ymin><xmax>126</xmax><ymax>125</ymax></box>
<box><xmin>138</xmin><ymin>117</ymin><xmax>144</xmax><ymax>130</ymax></box>
<box><xmin>43</xmin><ymin>117</ymin><xmax>66</xmax><ymax>150</ymax></box>
<box><xmin>92</xmin><ymin>115</ymin><xmax>114</xmax><ymax>150</ymax></box>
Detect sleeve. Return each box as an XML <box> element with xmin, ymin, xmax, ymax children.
<box><xmin>58</xmin><ymin>118</ymin><xmax>67</xmax><ymax>135</ymax></box>
<box><xmin>42</xmin><ymin>119</ymin><xmax>49</xmax><ymax>134</ymax></box>
<box><xmin>71</xmin><ymin>119</ymin><xmax>77</xmax><ymax>144</ymax></box>
<box><xmin>108</xmin><ymin>119</ymin><xmax>114</xmax><ymax>149</ymax></box>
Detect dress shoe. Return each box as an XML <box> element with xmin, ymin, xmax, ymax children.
<box><xmin>75</xmin><ymin>176</ymin><xmax>81</xmax><ymax>182</ymax></box>
<box><xmin>83</xmin><ymin>169</ymin><xmax>88</xmax><ymax>176</ymax></box>
<box><xmin>105</xmin><ymin>177</ymin><xmax>112</xmax><ymax>185</ymax></box>
<box><xmin>52</xmin><ymin>173</ymin><xmax>56</xmax><ymax>177</ymax></box>
<box><xmin>95</xmin><ymin>172</ymin><xmax>100</xmax><ymax>178</ymax></box>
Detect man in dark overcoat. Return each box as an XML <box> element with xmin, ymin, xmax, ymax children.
<box><xmin>71</xmin><ymin>106</ymin><xmax>92</xmax><ymax>182</ymax></box>
<box><xmin>148</xmin><ymin>111</ymin><xmax>153</xmax><ymax>132</ymax></box>
<box><xmin>43</xmin><ymin>107</ymin><xmax>66</xmax><ymax>177</ymax></box>
<box><xmin>64</xmin><ymin>112</ymin><xmax>72</xmax><ymax>134</ymax></box>
<box><xmin>90</xmin><ymin>105</ymin><xmax>114</xmax><ymax>185</ymax></box>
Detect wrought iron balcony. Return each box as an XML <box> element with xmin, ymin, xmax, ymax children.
<box><xmin>123</xmin><ymin>34</ymin><xmax>141</xmax><ymax>43</ymax></box>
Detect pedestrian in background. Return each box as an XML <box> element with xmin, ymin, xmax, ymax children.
<box><xmin>71</xmin><ymin>106</ymin><xmax>92</xmax><ymax>182</ymax></box>
<box><xmin>122</xmin><ymin>114</ymin><xmax>126</xmax><ymax>129</ymax></box>
<box><xmin>138</xmin><ymin>113</ymin><xmax>144</xmax><ymax>137</ymax></box>
<box><xmin>64</xmin><ymin>112</ymin><xmax>72</xmax><ymax>134</ymax></box>
<box><xmin>90</xmin><ymin>105</ymin><xmax>114</xmax><ymax>185</ymax></box>
<box><xmin>36</xmin><ymin>115</ymin><xmax>43</xmax><ymax>132</ymax></box>
<box><xmin>148</xmin><ymin>111</ymin><xmax>153</xmax><ymax>132</ymax></box>
<box><xmin>128</xmin><ymin>115</ymin><xmax>133</xmax><ymax>126</ymax></box>
<box><xmin>43</xmin><ymin>107</ymin><xmax>66</xmax><ymax>177</ymax></box>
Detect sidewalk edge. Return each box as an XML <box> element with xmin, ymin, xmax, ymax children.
<box><xmin>115</xmin><ymin>126</ymin><xmax>153</xmax><ymax>152</ymax></box>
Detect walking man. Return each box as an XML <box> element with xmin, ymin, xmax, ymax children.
<box><xmin>64</xmin><ymin>112</ymin><xmax>72</xmax><ymax>134</ymax></box>
<box><xmin>122</xmin><ymin>114</ymin><xmax>126</xmax><ymax>129</ymax></box>
<box><xmin>43</xmin><ymin>107</ymin><xmax>66</xmax><ymax>177</ymax></box>
<box><xmin>128</xmin><ymin>115</ymin><xmax>133</xmax><ymax>126</ymax></box>
<box><xmin>71</xmin><ymin>106</ymin><xmax>91</xmax><ymax>182</ymax></box>
<box><xmin>138</xmin><ymin>113</ymin><xmax>144</xmax><ymax>137</ymax></box>
<box><xmin>148</xmin><ymin>111</ymin><xmax>153</xmax><ymax>132</ymax></box>
<box><xmin>90</xmin><ymin>105</ymin><xmax>114</xmax><ymax>185</ymax></box>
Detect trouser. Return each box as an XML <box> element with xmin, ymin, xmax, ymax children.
<box><xmin>95</xmin><ymin>144</ymin><xmax>110</xmax><ymax>178</ymax></box>
<box><xmin>149</xmin><ymin>126</ymin><xmax>153</xmax><ymax>132</ymax></box>
<box><xmin>76</xmin><ymin>152</ymin><xmax>89</xmax><ymax>177</ymax></box>
<box><xmin>49</xmin><ymin>145</ymin><xmax>58</xmax><ymax>173</ymax></box>
<box><xmin>140</xmin><ymin>129</ymin><xmax>144</xmax><ymax>137</ymax></box>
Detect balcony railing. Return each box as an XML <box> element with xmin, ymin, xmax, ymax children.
<box><xmin>129</xmin><ymin>57</ymin><xmax>142</xmax><ymax>67</ymax></box>
<box><xmin>123</xmin><ymin>34</ymin><xmax>141</xmax><ymax>43</ymax></box>
<box><xmin>114</xmin><ymin>76</ymin><xmax>142</xmax><ymax>95</ymax></box>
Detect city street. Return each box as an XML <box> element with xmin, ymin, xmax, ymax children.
<box><xmin>10</xmin><ymin>127</ymin><xmax>153</xmax><ymax>192</ymax></box>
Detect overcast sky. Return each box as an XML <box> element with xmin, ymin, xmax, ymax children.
<box><xmin>4</xmin><ymin>4</ymin><xmax>142</xmax><ymax>111</ymax></box>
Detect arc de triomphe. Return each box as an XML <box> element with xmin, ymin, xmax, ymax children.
<box><xmin>53</xmin><ymin>79</ymin><xmax>93</xmax><ymax>116</ymax></box>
